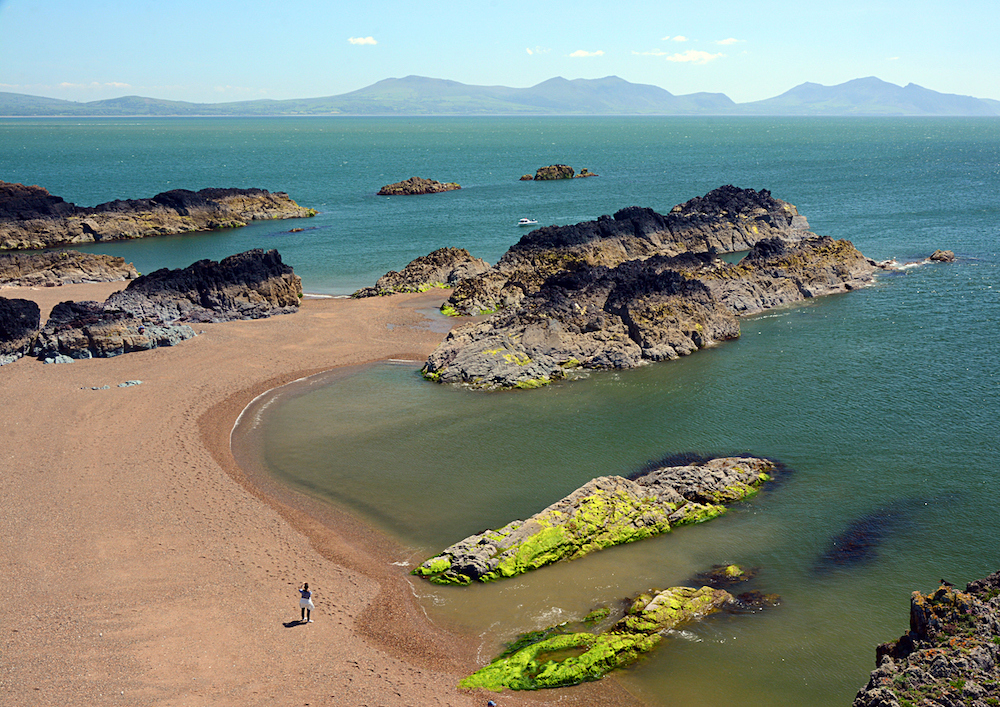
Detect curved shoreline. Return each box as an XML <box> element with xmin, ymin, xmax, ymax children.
<box><xmin>2</xmin><ymin>282</ymin><xmax>641</xmax><ymax>707</ymax></box>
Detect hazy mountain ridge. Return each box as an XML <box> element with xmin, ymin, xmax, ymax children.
<box><xmin>1</xmin><ymin>75</ymin><xmax>997</xmax><ymax>117</ymax></box>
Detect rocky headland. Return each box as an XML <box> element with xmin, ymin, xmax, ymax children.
<box><xmin>1</xmin><ymin>248</ymin><xmax>301</xmax><ymax>364</ymax></box>
<box><xmin>0</xmin><ymin>250</ymin><xmax>138</xmax><ymax>288</ymax></box>
<box><xmin>414</xmin><ymin>456</ymin><xmax>775</xmax><ymax>585</ymax></box>
<box><xmin>377</xmin><ymin>177</ymin><xmax>461</xmax><ymax>196</ymax></box>
<box><xmin>351</xmin><ymin>247</ymin><xmax>489</xmax><ymax>298</ymax></box>
<box><xmin>0</xmin><ymin>181</ymin><xmax>316</xmax><ymax>250</ymax></box>
<box><xmin>854</xmin><ymin>571</ymin><xmax>1000</xmax><ymax>707</ymax></box>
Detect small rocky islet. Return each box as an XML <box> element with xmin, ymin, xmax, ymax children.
<box><xmin>376</xmin><ymin>176</ymin><xmax>461</xmax><ymax>195</ymax></box>
<box><xmin>519</xmin><ymin>164</ymin><xmax>598</xmax><ymax>180</ymax></box>
<box><xmin>0</xmin><ymin>181</ymin><xmax>316</xmax><ymax>250</ymax></box>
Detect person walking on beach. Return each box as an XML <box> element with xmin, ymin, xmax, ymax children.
<box><xmin>298</xmin><ymin>582</ymin><xmax>314</xmax><ymax>623</ymax></box>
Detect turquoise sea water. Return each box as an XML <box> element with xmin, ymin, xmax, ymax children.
<box><xmin>3</xmin><ymin>117</ymin><xmax>999</xmax><ymax>705</ymax></box>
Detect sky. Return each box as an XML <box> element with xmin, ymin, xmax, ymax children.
<box><xmin>1</xmin><ymin>0</ymin><xmax>997</xmax><ymax>104</ymax></box>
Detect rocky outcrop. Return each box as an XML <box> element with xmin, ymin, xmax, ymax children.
<box><xmin>422</xmin><ymin>235</ymin><xmax>877</xmax><ymax>389</ymax></box>
<box><xmin>377</xmin><ymin>177</ymin><xmax>460</xmax><ymax>195</ymax></box>
<box><xmin>446</xmin><ymin>186</ymin><xmax>813</xmax><ymax>317</ymax></box>
<box><xmin>853</xmin><ymin>572</ymin><xmax>1000</xmax><ymax>707</ymax></box>
<box><xmin>929</xmin><ymin>249</ymin><xmax>956</xmax><ymax>262</ymax></box>
<box><xmin>413</xmin><ymin>456</ymin><xmax>774</xmax><ymax>585</ymax></box>
<box><xmin>531</xmin><ymin>164</ymin><xmax>576</xmax><ymax>180</ymax></box>
<box><xmin>461</xmin><ymin>585</ymin><xmax>736</xmax><ymax>691</ymax></box>
<box><xmin>33</xmin><ymin>300</ymin><xmax>195</xmax><ymax>360</ymax></box>
<box><xmin>351</xmin><ymin>247</ymin><xmax>489</xmax><ymax>298</ymax></box>
<box><xmin>0</xmin><ymin>181</ymin><xmax>316</xmax><ymax>250</ymax></box>
<box><xmin>105</xmin><ymin>248</ymin><xmax>301</xmax><ymax>323</ymax></box>
<box><xmin>0</xmin><ymin>250</ymin><xmax>138</xmax><ymax>287</ymax></box>
<box><xmin>0</xmin><ymin>296</ymin><xmax>41</xmax><ymax>365</ymax></box>
<box><xmin>27</xmin><ymin>249</ymin><xmax>299</xmax><ymax>361</ymax></box>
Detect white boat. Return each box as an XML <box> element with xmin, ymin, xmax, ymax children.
<box><xmin>517</xmin><ymin>218</ymin><xmax>538</xmax><ymax>226</ymax></box>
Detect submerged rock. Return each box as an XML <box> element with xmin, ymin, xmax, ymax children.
<box><xmin>351</xmin><ymin>247</ymin><xmax>489</xmax><ymax>298</ymax></box>
<box><xmin>460</xmin><ymin>585</ymin><xmax>735</xmax><ymax>691</ymax></box>
<box><xmin>377</xmin><ymin>177</ymin><xmax>460</xmax><ymax>195</ymax></box>
<box><xmin>0</xmin><ymin>181</ymin><xmax>316</xmax><ymax>250</ymax></box>
<box><xmin>0</xmin><ymin>296</ymin><xmax>41</xmax><ymax>365</ymax></box>
<box><xmin>0</xmin><ymin>250</ymin><xmax>138</xmax><ymax>287</ymax></box>
<box><xmin>414</xmin><ymin>456</ymin><xmax>775</xmax><ymax>585</ymax></box>
<box><xmin>853</xmin><ymin>573</ymin><xmax>1000</xmax><ymax>707</ymax></box>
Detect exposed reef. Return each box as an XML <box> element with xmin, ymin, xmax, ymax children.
<box><xmin>0</xmin><ymin>181</ymin><xmax>316</xmax><ymax>250</ymax></box>
<box><xmin>0</xmin><ymin>250</ymin><xmax>138</xmax><ymax>288</ymax></box>
<box><xmin>414</xmin><ymin>456</ymin><xmax>774</xmax><ymax>585</ymax></box>
<box><xmin>854</xmin><ymin>572</ymin><xmax>1000</xmax><ymax>707</ymax></box>
<box><xmin>460</xmin><ymin>585</ymin><xmax>736</xmax><ymax>691</ymax></box>
<box><xmin>377</xmin><ymin>177</ymin><xmax>460</xmax><ymax>195</ymax></box>
<box><xmin>351</xmin><ymin>247</ymin><xmax>489</xmax><ymax>298</ymax></box>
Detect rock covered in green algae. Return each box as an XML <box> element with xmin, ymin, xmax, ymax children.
<box><xmin>460</xmin><ymin>585</ymin><xmax>734</xmax><ymax>691</ymax></box>
<box><xmin>413</xmin><ymin>456</ymin><xmax>774</xmax><ymax>585</ymax></box>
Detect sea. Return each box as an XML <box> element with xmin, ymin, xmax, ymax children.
<box><xmin>3</xmin><ymin>116</ymin><xmax>998</xmax><ymax>705</ymax></box>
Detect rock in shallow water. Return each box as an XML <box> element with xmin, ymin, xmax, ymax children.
<box><xmin>413</xmin><ymin>456</ymin><xmax>775</xmax><ymax>585</ymax></box>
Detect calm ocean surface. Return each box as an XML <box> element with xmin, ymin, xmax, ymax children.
<box><xmin>4</xmin><ymin>116</ymin><xmax>998</xmax><ymax>705</ymax></box>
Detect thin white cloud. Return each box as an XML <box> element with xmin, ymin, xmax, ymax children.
<box><xmin>665</xmin><ymin>50</ymin><xmax>725</xmax><ymax>64</ymax></box>
<box><xmin>569</xmin><ymin>49</ymin><xmax>605</xmax><ymax>58</ymax></box>
<box><xmin>58</xmin><ymin>81</ymin><xmax>133</xmax><ymax>90</ymax></box>
<box><xmin>887</xmin><ymin>56</ymin><xmax>900</xmax><ymax>61</ymax></box>
<box><xmin>672</xmin><ymin>36</ymin><xmax>689</xmax><ymax>42</ymax></box>
<box><xmin>348</xmin><ymin>36</ymin><xmax>377</xmax><ymax>45</ymax></box>
<box><xmin>661</xmin><ymin>35</ymin><xmax>671</xmax><ymax>41</ymax></box>
<box><xmin>633</xmin><ymin>49</ymin><xmax>668</xmax><ymax>57</ymax></box>
<box><xmin>526</xmin><ymin>47</ymin><xmax>533</xmax><ymax>55</ymax></box>
<box><xmin>716</xmin><ymin>38</ymin><xmax>741</xmax><ymax>45</ymax></box>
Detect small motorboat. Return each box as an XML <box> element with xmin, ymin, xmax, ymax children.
<box><xmin>517</xmin><ymin>218</ymin><xmax>538</xmax><ymax>226</ymax></box>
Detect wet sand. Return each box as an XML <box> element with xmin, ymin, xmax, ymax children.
<box><xmin>0</xmin><ymin>282</ymin><xmax>641</xmax><ymax>706</ymax></box>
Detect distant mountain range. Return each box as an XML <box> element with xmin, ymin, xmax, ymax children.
<box><xmin>2</xmin><ymin>76</ymin><xmax>998</xmax><ymax>117</ymax></box>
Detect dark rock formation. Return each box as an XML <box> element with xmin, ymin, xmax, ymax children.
<box><xmin>351</xmin><ymin>247</ymin><xmax>489</xmax><ymax>298</ymax></box>
<box><xmin>27</xmin><ymin>249</ymin><xmax>299</xmax><ymax>361</ymax></box>
<box><xmin>0</xmin><ymin>250</ymin><xmax>138</xmax><ymax>287</ymax></box>
<box><xmin>376</xmin><ymin>177</ymin><xmax>460</xmax><ymax>196</ymax></box>
<box><xmin>576</xmin><ymin>168</ymin><xmax>598</xmax><ymax>178</ymax></box>
<box><xmin>853</xmin><ymin>573</ymin><xmax>1000</xmax><ymax>707</ymax></box>
<box><xmin>0</xmin><ymin>296</ymin><xmax>41</xmax><ymax>365</ymax></box>
<box><xmin>423</xmin><ymin>235</ymin><xmax>877</xmax><ymax>388</ymax></box>
<box><xmin>929</xmin><ymin>249</ymin><xmax>956</xmax><ymax>262</ymax></box>
<box><xmin>532</xmin><ymin>164</ymin><xmax>575</xmax><ymax>180</ymax></box>
<box><xmin>446</xmin><ymin>186</ymin><xmax>813</xmax><ymax>317</ymax></box>
<box><xmin>413</xmin><ymin>456</ymin><xmax>775</xmax><ymax>585</ymax></box>
<box><xmin>0</xmin><ymin>181</ymin><xmax>316</xmax><ymax>250</ymax></box>
<box><xmin>105</xmin><ymin>248</ymin><xmax>301</xmax><ymax>323</ymax></box>
<box><xmin>814</xmin><ymin>498</ymin><xmax>928</xmax><ymax>573</ymax></box>
<box><xmin>691</xmin><ymin>564</ymin><xmax>760</xmax><ymax>588</ymax></box>
<box><xmin>33</xmin><ymin>300</ymin><xmax>195</xmax><ymax>360</ymax></box>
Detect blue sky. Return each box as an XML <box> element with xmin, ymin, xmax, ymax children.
<box><xmin>1</xmin><ymin>0</ymin><xmax>996</xmax><ymax>104</ymax></box>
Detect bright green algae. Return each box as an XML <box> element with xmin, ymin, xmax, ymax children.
<box><xmin>460</xmin><ymin>586</ymin><xmax>733</xmax><ymax>691</ymax></box>
<box><xmin>414</xmin><ymin>460</ymin><xmax>773</xmax><ymax>585</ymax></box>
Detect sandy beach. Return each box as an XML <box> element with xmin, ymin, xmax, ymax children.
<box><xmin>1</xmin><ymin>282</ymin><xmax>640</xmax><ymax>707</ymax></box>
